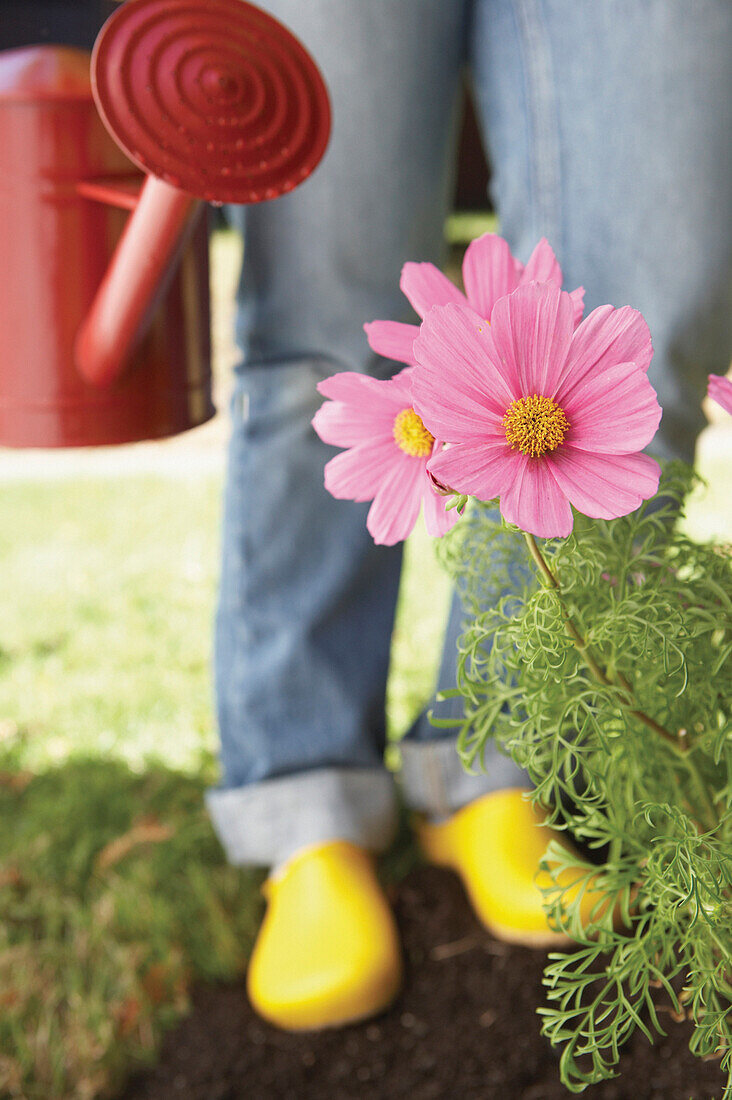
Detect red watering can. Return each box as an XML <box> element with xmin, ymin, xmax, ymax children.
<box><xmin>0</xmin><ymin>0</ymin><xmax>330</xmax><ymax>447</ymax></box>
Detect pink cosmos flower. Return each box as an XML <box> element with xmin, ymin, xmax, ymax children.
<box><xmin>411</xmin><ymin>282</ymin><xmax>662</xmax><ymax>539</ymax></box>
<box><xmin>708</xmin><ymin>373</ymin><xmax>732</xmax><ymax>416</ymax></box>
<box><xmin>312</xmin><ymin>368</ymin><xmax>459</xmax><ymax>546</ymax></box>
<box><xmin>363</xmin><ymin>234</ymin><xmax>585</xmax><ymax>369</ymax></box>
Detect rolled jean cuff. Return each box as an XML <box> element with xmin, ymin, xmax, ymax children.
<box><xmin>399</xmin><ymin>738</ymin><xmax>527</xmax><ymax>820</ymax></box>
<box><xmin>205</xmin><ymin>766</ymin><xmax>399</xmax><ymax>869</ymax></box>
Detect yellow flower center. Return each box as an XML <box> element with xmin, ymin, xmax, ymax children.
<box><xmin>502</xmin><ymin>394</ymin><xmax>570</xmax><ymax>458</ymax></box>
<box><xmin>393</xmin><ymin>407</ymin><xmax>435</xmax><ymax>457</ymax></box>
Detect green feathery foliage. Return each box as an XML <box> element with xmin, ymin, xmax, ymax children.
<box><xmin>437</xmin><ymin>463</ymin><xmax>731</xmax><ymax>1094</ymax></box>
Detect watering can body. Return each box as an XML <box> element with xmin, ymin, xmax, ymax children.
<box><xmin>0</xmin><ymin>45</ymin><xmax>213</xmax><ymax>448</ymax></box>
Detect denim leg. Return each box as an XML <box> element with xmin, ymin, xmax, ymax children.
<box><xmin>207</xmin><ymin>0</ymin><xmax>468</xmax><ymax>867</ymax></box>
<box><xmin>470</xmin><ymin>0</ymin><xmax>732</xmax><ymax>463</ymax></box>
<box><xmin>401</xmin><ymin>521</ymin><xmax>533</xmax><ymax>817</ymax></box>
<box><xmin>402</xmin><ymin>0</ymin><xmax>732</xmax><ymax>817</ymax></box>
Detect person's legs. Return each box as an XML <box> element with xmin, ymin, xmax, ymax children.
<box><xmin>408</xmin><ymin>0</ymin><xmax>732</xmax><ymax>818</ymax></box>
<box><xmin>207</xmin><ymin>0</ymin><xmax>468</xmax><ymax>870</ymax></box>
<box><xmin>208</xmin><ymin>0</ymin><xmax>473</xmax><ymax>1032</ymax></box>
<box><xmin>400</xmin><ymin>535</ymin><xmax>533</xmax><ymax>820</ymax></box>
<box><xmin>407</xmin><ymin>0</ymin><xmax>731</xmax><ymax>942</ymax></box>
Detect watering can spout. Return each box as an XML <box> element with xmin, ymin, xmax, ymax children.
<box><xmin>75</xmin><ymin>178</ymin><xmax>201</xmax><ymax>388</ymax></box>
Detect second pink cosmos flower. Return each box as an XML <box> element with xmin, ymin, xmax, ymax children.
<box><xmin>312</xmin><ymin>367</ymin><xmax>458</xmax><ymax>545</ymax></box>
<box><xmin>364</xmin><ymin>233</ymin><xmax>585</xmax><ymax>370</ymax></box>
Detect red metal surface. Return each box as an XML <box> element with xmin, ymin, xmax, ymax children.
<box><xmin>0</xmin><ymin>45</ymin><xmax>213</xmax><ymax>447</ymax></box>
<box><xmin>91</xmin><ymin>0</ymin><xmax>331</xmax><ymax>204</ymax></box>
<box><xmin>76</xmin><ymin>178</ymin><xmax>202</xmax><ymax>387</ymax></box>
<box><xmin>0</xmin><ymin>43</ymin><xmax>91</xmax><ymax>100</ymax></box>
<box><xmin>75</xmin><ymin>178</ymin><xmax>142</xmax><ymax>211</ymax></box>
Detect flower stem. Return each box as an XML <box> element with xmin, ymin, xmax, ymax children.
<box><xmin>524</xmin><ymin>534</ymin><xmax>683</xmax><ymax>751</ymax></box>
<box><xmin>682</xmin><ymin>752</ymin><xmax>719</xmax><ymax>832</ymax></box>
<box><xmin>524</xmin><ymin>533</ymin><xmax>612</xmax><ymax>688</ymax></box>
<box><xmin>523</xmin><ymin>533</ymin><xmax>719</xmax><ymax>830</ymax></box>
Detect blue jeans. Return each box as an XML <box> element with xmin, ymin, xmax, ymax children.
<box><xmin>207</xmin><ymin>0</ymin><xmax>732</xmax><ymax>868</ymax></box>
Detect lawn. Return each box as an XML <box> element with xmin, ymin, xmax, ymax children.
<box><xmin>0</xmin><ymin>477</ymin><xmax>450</xmax><ymax>1100</ymax></box>
<box><xmin>1</xmin><ymin>227</ymin><xmax>729</xmax><ymax>1100</ymax></box>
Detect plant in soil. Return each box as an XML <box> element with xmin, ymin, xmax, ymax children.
<box><xmin>436</xmin><ymin>465</ymin><xmax>731</xmax><ymax>1094</ymax></box>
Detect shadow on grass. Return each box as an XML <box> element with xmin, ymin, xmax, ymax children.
<box><xmin>1</xmin><ymin>754</ymin><xmax>420</xmax><ymax>1100</ymax></box>
<box><xmin>1</xmin><ymin>755</ymin><xmax>264</xmax><ymax>1100</ymax></box>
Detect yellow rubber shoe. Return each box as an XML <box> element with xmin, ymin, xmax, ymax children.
<box><xmin>247</xmin><ymin>840</ymin><xmax>402</xmax><ymax>1030</ymax></box>
<box><xmin>417</xmin><ymin>788</ymin><xmax>610</xmax><ymax>947</ymax></box>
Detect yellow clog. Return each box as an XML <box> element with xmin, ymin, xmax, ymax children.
<box><xmin>417</xmin><ymin>788</ymin><xmax>610</xmax><ymax>947</ymax></box>
<box><xmin>247</xmin><ymin>840</ymin><xmax>402</xmax><ymax>1030</ymax></box>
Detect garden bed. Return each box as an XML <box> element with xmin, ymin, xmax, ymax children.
<box><xmin>119</xmin><ymin>865</ymin><xmax>723</xmax><ymax>1099</ymax></box>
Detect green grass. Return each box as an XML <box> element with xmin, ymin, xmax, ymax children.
<box><xmin>0</xmin><ymin>472</ymin><xmax>449</xmax><ymax>1099</ymax></box>
<box><xmin>445</xmin><ymin>210</ymin><xmax>498</xmax><ymax>245</ymax></box>
<box><xmin>0</xmin><ymin>477</ymin><xmax>449</xmax><ymax>775</ymax></box>
<box><xmin>1</xmin><ymin>757</ymin><xmax>262</xmax><ymax>1099</ymax></box>
<box><xmin>0</xmin><ymin>478</ymin><xmax>220</xmax><ymax>775</ymax></box>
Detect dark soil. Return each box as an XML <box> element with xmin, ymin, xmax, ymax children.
<box><xmin>119</xmin><ymin>866</ymin><xmax>724</xmax><ymax>1100</ymax></box>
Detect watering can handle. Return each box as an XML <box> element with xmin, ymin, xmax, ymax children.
<box><xmin>75</xmin><ymin>176</ymin><xmax>202</xmax><ymax>388</ymax></box>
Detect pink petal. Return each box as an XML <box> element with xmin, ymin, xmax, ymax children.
<box><xmin>317</xmin><ymin>371</ymin><xmax>407</xmax><ymax>411</ymax></box>
<box><xmin>569</xmin><ymin>287</ymin><xmax>585</xmax><ymax>326</ymax></box>
<box><xmin>324</xmin><ymin>441</ymin><xmax>403</xmax><ymax>502</ymax></box>
<box><xmin>312</xmin><ymin>400</ymin><xmax>396</xmax><ymax>448</ymax></box>
<box><xmin>547</xmin><ymin>449</ymin><xmax>661</xmax><ymax>520</ymax></box>
<box><xmin>366</xmin><ymin>455</ymin><xmax>424</xmax><ymax>545</ymax></box>
<box><xmin>558</xmin><ymin>305</ymin><xmax>653</xmax><ymax>402</ymax></box>
<box><xmin>461</xmin><ymin>233</ymin><xmax>522</xmax><ymax>319</ymax></box>
<box><xmin>498</xmin><ymin>456</ymin><xmax>574</xmax><ymax>539</ymax></box>
<box><xmin>412</xmin><ymin>302</ymin><xmax>517</xmax><ymax>441</ymax></box>
<box><xmin>421</xmin><ymin>474</ymin><xmax>460</xmax><ymax>538</ymax></box>
<box><xmin>364</xmin><ymin>320</ymin><xmax>420</xmax><ymax>366</ymax></box>
<box><xmin>400</xmin><ymin>262</ymin><xmax>466</xmax><ymax>319</ymax></box>
<box><xmin>487</xmin><ymin>282</ymin><xmax>575</xmax><ymax>398</ymax></box>
<box><xmin>520</xmin><ymin>237</ymin><xmax>562</xmax><ymax>286</ymax></box>
<box><xmin>708</xmin><ymin>374</ymin><xmax>732</xmax><ymax>416</ymax></box>
<box><xmin>427</xmin><ymin>441</ymin><xmax>517</xmax><ymax>502</ymax></box>
<box><xmin>563</xmin><ymin>360</ymin><xmax>662</xmax><ymax>454</ymax></box>
<box><xmin>386</xmin><ymin>366</ymin><xmax>419</xmax><ymax>403</ymax></box>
